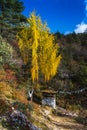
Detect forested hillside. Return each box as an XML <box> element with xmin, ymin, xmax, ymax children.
<box><xmin>0</xmin><ymin>0</ymin><xmax>87</xmax><ymax>130</ymax></box>
<box><xmin>52</xmin><ymin>32</ymin><xmax>87</xmax><ymax>108</ymax></box>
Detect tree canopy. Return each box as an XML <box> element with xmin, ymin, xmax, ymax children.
<box><xmin>17</xmin><ymin>12</ymin><xmax>61</xmax><ymax>83</ymax></box>
<box><xmin>0</xmin><ymin>0</ymin><xmax>26</xmax><ymax>42</ymax></box>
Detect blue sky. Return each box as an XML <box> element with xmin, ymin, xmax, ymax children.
<box><xmin>22</xmin><ymin>0</ymin><xmax>87</xmax><ymax>34</ymax></box>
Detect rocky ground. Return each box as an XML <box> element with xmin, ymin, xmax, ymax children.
<box><xmin>0</xmin><ymin>102</ymin><xmax>87</xmax><ymax>130</ymax></box>
<box><xmin>31</xmin><ymin>105</ymin><xmax>87</xmax><ymax>130</ymax></box>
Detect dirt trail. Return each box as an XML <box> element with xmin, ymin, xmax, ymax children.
<box><xmin>48</xmin><ymin>115</ymin><xmax>87</xmax><ymax>130</ymax></box>
<box><xmin>32</xmin><ymin>106</ymin><xmax>87</xmax><ymax>130</ymax></box>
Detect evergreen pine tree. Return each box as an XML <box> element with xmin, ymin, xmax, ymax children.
<box><xmin>0</xmin><ymin>0</ymin><xmax>26</xmax><ymax>43</ymax></box>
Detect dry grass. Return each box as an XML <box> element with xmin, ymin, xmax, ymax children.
<box><xmin>0</xmin><ymin>82</ymin><xmax>12</xmax><ymax>98</ymax></box>
<box><xmin>13</xmin><ymin>88</ymin><xmax>28</xmax><ymax>105</ymax></box>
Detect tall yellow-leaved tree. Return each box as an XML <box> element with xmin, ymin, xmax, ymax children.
<box><xmin>17</xmin><ymin>12</ymin><xmax>61</xmax><ymax>83</ymax></box>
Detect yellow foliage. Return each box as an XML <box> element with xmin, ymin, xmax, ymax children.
<box><xmin>17</xmin><ymin>12</ymin><xmax>62</xmax><ymax>83</ymax></box>
<box><xmin>39</xmin><ymin>33</ymin><xmax>62</xmax><ymax>81</ymax></box>
<box><xmin>28</xmin><ymin>13</ymin><xmax>40</xmax><ymax>83</ymax></box>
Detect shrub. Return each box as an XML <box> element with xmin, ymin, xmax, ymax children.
<box><xmin>0</xmin><ymin>82</ymin><xmax>12</xmax><ymax>98</ymax></box>
<box><xmin>75</xmin><ymin>115</ymin><xmax>87</xmax><ymax>125</ymax></box>
<box><xmin>0</xmin><ymin>96</ymin><xmax>10</xmax><ymax>115</ymax></box>
<box><xmin>66</xmin><ymin>103</ymin><xmax>82</xmax><ymax>113</ymax></box>
<box><xmin>12</xmin><ymin>101</ymin><xmax>34</xmax><ymax>120</ymax></box>
<box><xmin>0</xmin><ymin>35</ymin><xmax>13</xmax><ymax>65</ymax></box>
<box><xmin>13</xmin><ymin>88</ymin><xmax>28</xmax><ymax>105</ymax></box>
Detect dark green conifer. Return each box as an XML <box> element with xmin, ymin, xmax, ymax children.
<box><xmin>0</xmin><ymin>0</ymin><xmax>26</xmax><ymax>43</ymax></box>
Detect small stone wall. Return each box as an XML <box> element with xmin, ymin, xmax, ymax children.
<box><xmin>42</xmin><ymin>97</ymin><xmax>56</xmax><ymax>109</ymax></box>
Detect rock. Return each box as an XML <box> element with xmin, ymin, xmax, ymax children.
<box><xmin>7</xmin><ymin>108</ymin><xmax>41</xmax><ymax>130</ymax></box>
<box><xmin>0</xmin><ymin>107</ymin><xmax>41</xmax><ymax>130</ymax></box>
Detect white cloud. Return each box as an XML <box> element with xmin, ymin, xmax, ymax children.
<box><xmin>73</xmin><ymin>1</ymin><xmax>87</xmax><ymax>34</ymax></box>
<box><xmin>74</xmin><ymin>22</ymin><xmax>87</xmax><ymax>33</ymax></box>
